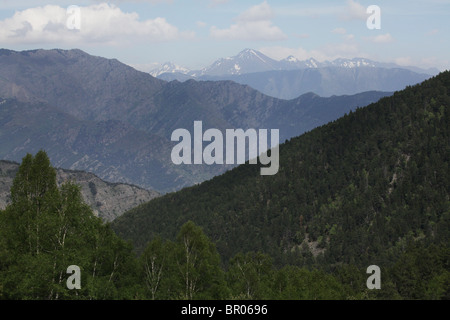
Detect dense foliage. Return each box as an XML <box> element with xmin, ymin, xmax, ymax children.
<box><xmin>111</xmin><ymin>71</ymin><xmax>450</xmax><ymax>298</ymax></box>
<box><xmin>0</xmin><ymin>151</ymin><xmax>139</xmax><ymax>299</ymax></box>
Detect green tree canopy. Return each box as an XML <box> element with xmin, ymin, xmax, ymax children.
<box><xmin>0</xmin><ymin>151</ymin><xmax>138</xmax><ymax>299</ymax></box>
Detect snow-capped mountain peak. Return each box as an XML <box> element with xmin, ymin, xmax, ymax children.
<box><xmin>285</xmin><ymin>55</ymin><xmax>299</xmax><ymax>63</ymax></box>
<box><xmin>149</xmin><ymin>62</ymin><xmax>191</xmax><ymax>77</ymax></box>
<box><xmin>237</xmin><ymin>48</ymin><xmax>267</xmax><ymax>63</ymax></box>
<box><xmin>330</xmin><ymin>57</ymin><xmax>378</xmax><ymax>68</ymax></box>
<box><xmin>197</xmin><ymin>49</ymin><xmax>278</xmax><ymax>76</ymax></box>
<box><xmin>151</xmin><ymin>49</ymin><xmax>438</xmax><ymax>81</ymax></box>
<box><xmin>306</xmin><ymin>58</ymin><xmax>320</xmax><ymax>68</ymax></box>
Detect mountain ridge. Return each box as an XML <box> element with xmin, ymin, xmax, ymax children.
<box><xmin>0</xmin><ymin>160</ymin><xmax>160</xmax><ymax>222</ymax></box>
<box><xmin>0</xmin><ymin>48</ymin><xmax>393</xmax><ymax>192</ymax></box>
<box><xmin>152</xmin><ymin>49</ymin><xmax>434</xmax><ymax>99</ymax></box>
<box><xmin>150</xmin><ymin>48</ymin><xmax>439</xmax><ymax>78</ymax></box>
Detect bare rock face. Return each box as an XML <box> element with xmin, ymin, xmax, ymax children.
<box><xmin>0</xmin><ymin>160</ymin><xmax>160</xmax><ymax>222</ymax></box>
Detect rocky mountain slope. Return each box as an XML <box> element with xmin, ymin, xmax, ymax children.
<box><xmin>0</xmin><ymin>160</ymin><xmax>159</xmax><ymax>222</ymax></box>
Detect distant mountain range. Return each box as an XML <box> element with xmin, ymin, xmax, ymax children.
<box><xmin>151</xmin><ymin>48</ymin><xmax>439</xmax><ymax>77</ymax></box>
<box><xmin>0</xmin><ymin>48</ymin><xmax>393</xmax><ymax>192</ymax></box>
<box><xmin>151</xmin><ymin>49</ymin><xmax>436</xmax><ymax>99</ymax></box>
<box><xmin>0</xmin><ymin>160</ymin><xmax>159</xmax><ymax>222</ymax></box>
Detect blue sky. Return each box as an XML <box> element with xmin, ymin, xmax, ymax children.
<box><xmin>0</xmin><ymin>0</ymin><xmax>449</xmax><ymax>72</ymax></box>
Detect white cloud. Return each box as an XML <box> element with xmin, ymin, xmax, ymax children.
<box><xmin>258</xmin><ymin>46</ymin><xmax>310</xmax><ymax>61</ymax></box>
<box><xmin>236</xmin><ymin>0</ymin><xmax>274</xmax><ymax>22</ymax></box>
<box><xmin>394</xmin><ymin>56</ymin><xmax>414</xmax><ymax>66</ymax></box>
<box><xmin>0</xmin><ymin>3</ymin><xmax>192</xmax><ymax>45</ymax></box>
<box><xmin>345</xmin><ymin>34</ymin><xmax>355</xmax><ymax>40</ymax></box>
<box><xmin>196</xmin><ymin>21</ymin><xmax>207</xmax><ymax>28</ymax></box>
<box><xmin>332</xmin><ymin>27</ymin><xmax>347</xmax><ymax>34</ymax></box>
<box><xmin>340</xmin><ymin>0</ymin><xmax>367</xmax><ymax>21</ymax></box>
<box><xmin>210</xmin><ymin>1</ymin><xmax>287</xmax><ymax>41</ymax></box>
<box><xmin>366</xmin><ymin>33</ymin><xmax>394</xmax><ymax>44</ymax></box>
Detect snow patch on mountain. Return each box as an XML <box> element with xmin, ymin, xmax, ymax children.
<box><xmin>150</xmin><ymin>62</ymin><xmax>190</xmax><ymax>77</ymax></box>
<box><xmin>150</xmin><ymin>48</ymin><xmax>439</xmax><ymax>79</ymax></box>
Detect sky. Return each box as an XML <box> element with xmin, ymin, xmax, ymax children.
<box><xmin>0</xmin><ymin>0</ymin><xmax>449</xmax><ymax>72</ymax></box>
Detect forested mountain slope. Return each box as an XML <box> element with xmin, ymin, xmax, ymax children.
<box><xmin>112</xmin><ymin>71</ymin><xmax>450</xmax><ymax>271</ymax></box>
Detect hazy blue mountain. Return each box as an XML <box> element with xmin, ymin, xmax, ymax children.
<box><xmin>0</xmin><ymin>48</ymin><xmax>165</xmax><ymax>124</ymax></box>
<box><xmin>0</xmin><ymin>97</ymin><xmax>182</xmax><ymax>191</ymax></box>
<box><xmin>154</xmin><ymin>48</ymin><xmax>439</xmax><ymax>78</ymax></box>
<box><xmin>154</xmin><ymin>49</ymin><xmax>435</xmax><ymax>99</ymax></box>
<box><xmin>195</xmin><ymin>48</ymin><xmax>279</xmax><ymax>76</ymax></box>
<box><xmin>0</xmin><ymin>48</ymin><xmax>393</xmax><ymax>192</ymax></box>
<box><xmin>200</xmin><ymin>67</ymin><xmax>432</xmax><ymax>99</ymax></box>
